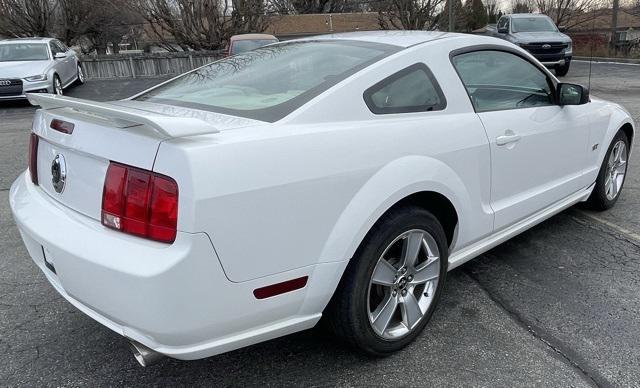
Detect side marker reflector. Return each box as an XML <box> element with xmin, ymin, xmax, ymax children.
<box><xmin>253</xmin><ymin>276</ymin><xmax>308</xmax><ymax>299</ymax></box>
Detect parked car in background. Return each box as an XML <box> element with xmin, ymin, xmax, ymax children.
<box><xmin>0</xmin><ymin>37</ymin><xmax>84</xmax><ymax>100</ymax></box>
<box><xmin>485</xmin><ymin>14</ymin><xmax>573</xmax><ymax>76</ymax></box>
<box><xmin>225</xmin><ymin>33</ymin><xmax>279</xmax><ymax>56</ymax></box>
<box><xmin>11</xmin><ymin>31</ymin><xmax>633</xmax><ymax>366</ymax></box>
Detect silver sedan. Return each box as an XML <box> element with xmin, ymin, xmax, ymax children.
<box><xmin>0</xmin><ymin>37</ymin><xmax>85</xmax><ymax>100</ymax></box>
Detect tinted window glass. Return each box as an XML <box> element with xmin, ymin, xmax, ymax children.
<box><xmin>136</xmin><ymin>40</ymin><xmax>399</xmax><ymax>122</ymax></box>
<box><xmin>497</xmin><ymin>17</ymin><xmax>509</xmax><ymax>31</ymax></box>
<box><xmin>364</xmin><ymin>63</ymin><xmax>446</xmax><ymax>114</ymax></box>
<box><xmin>49</xmin><ymin>42</ymin><xmax>62</xmax><ymax>55</ymax></box>
<box><xmin>452</xmin><ymin>50</ymin><xmax>555</xmax><ymax>112</ymax></box>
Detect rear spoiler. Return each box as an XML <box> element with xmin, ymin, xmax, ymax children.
<box><xmin>26</xmin><ymin>93</ymin><xmax>220</xmax><ymax>138</ymax></box>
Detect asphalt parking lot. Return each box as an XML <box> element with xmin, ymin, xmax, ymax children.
<box><xmin>1</xmin><ymin>61</ymin><xmax>639</xmax><ymax>387</ymax></box>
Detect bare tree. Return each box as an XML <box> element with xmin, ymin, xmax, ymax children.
<box><xmin>375</xmin><ymin>0</ymin><xmax>445</xmax><ymax>30</ymax></box>
<box><xmin>132</xmin><ymin>0</ymin><xmax>268</xmax><ymax>51</ymax></box>
<box><xmin>510</xmin><ymin>0</ymin><xmax>533</xmax><ymax>13</ymax></box>
<box><xmin>266</xmin><ymin>0</ymin><xmax>364</xmax><ymax>14</ymax></box>
<box><xmin>0</xmin><ymin>0</ymin><xmax>54</xmax><ymax>37</ymax></box>
<box><xmin>534</xmin><ymin>0</ymin><xmax>600</xmax><ymax>29</ymax></box>
<box><xmin>56</xmin><ymin>0</ymin><xmax>99</xmax><ymax>45</ymax></box>
<box><xmin>438</xmin><ymin>0</ymin><xmax>466</xmax><ymax>31</ymax></box>
<box><xmin>485</xmin><ymin>0</ymin><xmax>500</xmax><ymax>23</ymax></box>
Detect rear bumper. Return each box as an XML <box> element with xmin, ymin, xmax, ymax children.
<box><xmin>10</xmin><ymin>172</ymin><xmax>339</xmax><ymax>360</ymax></box>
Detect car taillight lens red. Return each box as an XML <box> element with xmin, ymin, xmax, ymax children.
<box><xmin>28</xmin><ymin>133</ymin><xmax>39</xmax><ymax>185</ymax></box>
<box><xmin>102</xmin><ymin>162</ymin><xmax>178</xmax><ymax>243</ymax></box>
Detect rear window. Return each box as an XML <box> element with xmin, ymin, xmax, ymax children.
<box><xmin>135</xmin><ymin>40</ymin><xmax>399</xmax><ymax>122</ymax></box>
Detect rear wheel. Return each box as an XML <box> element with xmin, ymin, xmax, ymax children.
<box><xmin>53</xmin><ymin>75</ymin><xmax>63</xmax><ymax>95</ymax></box>
<box><xmin>585</xmin><ymin>130</ymin><xmax>629</xmax><ymax>210</ymax></box>
<box><xmin>325</xmin><ymin>206</ymin><xmax>448</xmax><ymax>355</ymax></box>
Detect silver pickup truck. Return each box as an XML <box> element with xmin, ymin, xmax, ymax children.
<box><xmin>485</xmin><ymin>13</ymin><xmax>573</xmax><ymax>76</ymax></box>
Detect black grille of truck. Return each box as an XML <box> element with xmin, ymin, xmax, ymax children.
<box><xmin>0</xmin><ymin>79</ymin><xmax>23</xmax><ymax>97</ymax></box>
<box><xmin>521</xmin><ymin>42</ymin><xmax>568</xmax><ymax>55</ymax></box>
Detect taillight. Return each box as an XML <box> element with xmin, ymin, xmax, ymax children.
<box><xmin>101</xmin><ymin>162</ymin><xmax>179</xmax><ymax>243</ymax></box>
<box><xmin>28</xmin><ymin>133</ymin><xmax>39</xmax><ymax>185</ymax></box>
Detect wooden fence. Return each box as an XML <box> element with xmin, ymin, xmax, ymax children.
<box><xmin>80</xmin><ymin>52</ymin><xmax>223</xmax><ymax>79</ymax></box>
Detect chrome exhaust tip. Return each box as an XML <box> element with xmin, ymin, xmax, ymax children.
<box><xmin>128</xmin><ymin>340</ymin><xmax>165</xmax><ymax>367</ymax></box>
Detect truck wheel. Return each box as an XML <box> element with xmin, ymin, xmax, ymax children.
<box><xmin>324</xmin><ymin>206</ymin><xmax>448</xmax><ymax>356</ymax></box>
<box><xmin>555</xmin><ymin>63</ymin><xmax>570</xmax><ymax>77</ymax></box>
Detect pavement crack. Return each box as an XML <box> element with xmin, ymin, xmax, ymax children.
<box><xmin>464</xmin><ymin>268</ymin><xmax>609</xmax><ymax>388</ymax></box>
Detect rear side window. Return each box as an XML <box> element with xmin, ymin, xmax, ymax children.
<box><xmin>364</xmin><ymin>63</ymin><xmax>446</xmax><ymax>114</ymax></box>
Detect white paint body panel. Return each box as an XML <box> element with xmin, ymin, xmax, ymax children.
<box><xmin>10</xmin><ymin>32</ymin><xmax>634</xmax><ymax>360</ymax></box>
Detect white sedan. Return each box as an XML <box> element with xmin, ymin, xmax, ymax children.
<box><xmin>10</xmin><ymin>31</ymin><xmax>634</xmax><ymax>366</ymax></box>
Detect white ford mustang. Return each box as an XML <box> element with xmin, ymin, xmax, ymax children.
<box><xmin>10</xmin><ymin>31</ymin><xmax>634</xmax><ymax>366</ymax></box>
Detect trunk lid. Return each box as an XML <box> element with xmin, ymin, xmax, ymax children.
<box><xmin>27</xmin><ymin>94</ymin><xmax>258</xmax><ymax>222</ymax></box>
<box><xmin>33</xmin><ymin>108</ymin><xmax>164</xmax><ymax>221</ymax></box>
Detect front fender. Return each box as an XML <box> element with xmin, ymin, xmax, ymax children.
<box><xmin>319</xmin><ymin>155</ymin><xmax>473</xmax><ymax>263</ymax></box>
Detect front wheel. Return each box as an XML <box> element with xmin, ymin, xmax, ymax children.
<box><xmin>52</xmin><ymin>75</ymin><xmax>63</xmax><ymax>95</ymax></box>
<box><xmin>324</xmin><ymin>206</ymin><xmax>448</xmax><ymax>355</ymax></box>
<box><xmin>555</xmin><ymin>62</ymin><xmax>570</xmax><ymax>77</ymax></box>
<box><xmin>76</xmin><ymin>64</ymin><xmax>85</xmax><ymax>85</ymax></box>
<box><xmin>585</xmin><ymin>130</ymin><xmax>629</xmax><ymax>210</ymax></box>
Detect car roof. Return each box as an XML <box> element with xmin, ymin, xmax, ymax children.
<box><xmin>0</xmin><ymin>37</ymin><xmax>54</xmax><ymax>44</ymax></box>
<box><xmin>510</xmin><ymin>13</ymin><xmax>550</xmax><ymax>18</ymax></box>
<box><xmin>293</xmin><ymin>30</ymin><xmax>490</xmax><ymax>48</ymax></box>
<box><xmin>230</xmin><ymin>34</ymin><xmax>277</xmax><ymax>41</ymax></box>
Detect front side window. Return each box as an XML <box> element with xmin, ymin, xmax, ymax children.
<box><xmin>452</xmin><ymin>50</ymin><xmax>555</xmax><ymax>112</ymax></box>
<box><xmin>49</xmin><ymin>42</ymin><xmax>62</xmax><ymax>56</ymax></box>
<box><xmin>136</xmin><ymin>40</ymin><xmax>399</xmax><ymax>122</ymax></box>
<box><xmin>364</xmin><ymin>63</ymin><xmax>446</xmax><ymax>114</ymax></box>
<box><xmin>0</xmin><ymin>44</ymin><xmax>49</xmax><ymax>62</ymax></box>
<box><xmin>497</xmin><ymin>17</ymin><xmax>509</xmax><ymax>31</ymax></box>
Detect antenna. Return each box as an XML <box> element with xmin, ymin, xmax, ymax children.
<box><xmin>588</xmin><ymin>5</ymin><xmax>597</xmax><ymax>91</ymax></box>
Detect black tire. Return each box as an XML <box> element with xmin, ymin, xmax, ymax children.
<box><xmin>584</xmin><ymin>130</ymin><xmax>630</xmax><ymax>211</ymax></box>
<box><xmin>555</xmin><ymin>63</ymin><xmax>570</xmax><ymax>77</ymax></box>
<box><xmin>75</xmin><ymin>64</ymin><xmax>85</xmax><ymax>85</ymax></box>
<box><xmin>52</xmin><ymin>74</ymin><xmax>63</xmax><ymax>95</ymax></box>
<box><xmin>324</xmin><ymin>206</ymin><xmax>448</xmax><ymax>356</ymax></box>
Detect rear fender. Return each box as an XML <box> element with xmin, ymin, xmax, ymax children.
<box><xmin>319</xmin><ymin>155</ymin><xmax>471</xmax><ymax>264</ymax></box>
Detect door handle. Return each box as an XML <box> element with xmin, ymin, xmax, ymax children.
<box><xmin>496</xmin><ymin>132</ymin><xmax>521</xmax><ymax>146</ymax></box>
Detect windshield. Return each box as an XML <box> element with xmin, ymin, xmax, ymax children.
<box><xmin>512</xmin><ymin>17</ymin><xmax>558</xmax><ymax>33</ymax></box>
<box><xmin>231</xmin><ymin>39</ymin><xmax>278</xmax><ymax>54</ymax></box>
<box><xmin>0</xmin><ymin>43</ymin><xmax>49</xmax><ymax>61</ymax></box>
<box><xmin>136</xmin><ymin>40</ymin><xmax>399</xmax><ymax>122</ymax></box>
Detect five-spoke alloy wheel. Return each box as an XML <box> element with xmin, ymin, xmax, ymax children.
<box><xmin>367</xmin><ymin>229</ymin><xmax>440</xmax><ymax>339</ymax></box>
<box><xmin>325</xmin><ymin>206</ymin><xmax>448</xmax><ymax>356</ymax></box>
<box><xmin>586</xmin><ymin>130</ymin><xmax>630</xmax><ymax>210</ymax></box>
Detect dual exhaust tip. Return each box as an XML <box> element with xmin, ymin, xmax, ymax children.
<box><xmin>128</xmin><ymin>340</ymin><xmax>165</xmax><ymax>367</ymax></box>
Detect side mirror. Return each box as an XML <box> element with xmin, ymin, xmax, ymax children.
<box><xmin>558</xmin><ymin>83</ymin><xmax>589</xmax><ymax>106</ymax></box>
<box><xmin>558</xmin><ymin>25</ymin><xmax>567</xmax><ymax>33</ymax></box>
<box><xmin>54</xmin><ymin>52</ymin><xmax>67</xmax><ymax>59</ymax></box>
<box><xmin>498</xmin><ymin>26</ymin><xmax>508</xmax><ymax>34</ymax></box>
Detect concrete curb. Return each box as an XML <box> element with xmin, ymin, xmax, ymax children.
<box><xmin>574</xmin><ymin>56</ymin><xmax>640</xmax><ymax>64</ymax></box>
